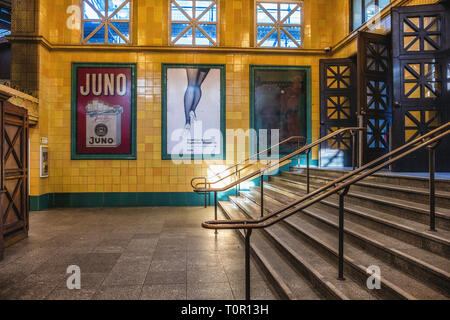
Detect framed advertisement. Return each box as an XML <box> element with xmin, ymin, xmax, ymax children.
<box><xmin>162</xmin><ymin>64</ymin><xmax>226</xmax><ymax>160</ymax></box>
<box><xmin>71</xmin><ymin>63</ymin><xmax>137</xmax><ymax>160</ymax></box>
<box><xmin>40</xmin><ymin>145</ymin><xmax>49</xmax><ymax>178</ymax></box>
<box><xmin>250</xmin><ymin>65</ymin><xmax>311</xmax><ymax>157</ymax></box>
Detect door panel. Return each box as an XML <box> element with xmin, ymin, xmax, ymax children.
<box><xmin>0</xmin><ymin>99</ymin><xmax>4</xmax><ymax>260</ymax></box>
<box><xmin>319</xmin><ymin>59</ymin><xmax>357</xmax><ymax>167</ymax></box>
<box><xmin>392</xmin><ymin>4</ymin><xmax>450</xmax><ymax>171</ymax></box>
<box><xmin>357</xmin><ymin>32</ymin><xmax>392</xmax><ymax>164</ymax></box>
<box><xmin>1</xmin><ymin>102</ymin><xmax>28</xmax><ymax>246</ymax></box>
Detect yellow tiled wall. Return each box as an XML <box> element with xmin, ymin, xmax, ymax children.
<box><xmin>24</xmin><ymin>0</ymin><xmax>440</xmax><ymax>197</ymax></box>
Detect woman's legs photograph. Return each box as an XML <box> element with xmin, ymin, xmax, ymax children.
<box><xmin>184</xmin><ymin>68</ymin><xmax>210</xmax><ymax>130</ymax></box>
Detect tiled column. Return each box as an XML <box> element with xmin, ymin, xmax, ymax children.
<box><xmin>10</xmin><ymin>0</ymin><xmax>39</xmax><ymax>97</ymax></box>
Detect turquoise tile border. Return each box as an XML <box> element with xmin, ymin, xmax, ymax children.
<box><xmin>30</xmin><ymin>190</ymin><xmax>238</xmax><ymax>211</ymax></box>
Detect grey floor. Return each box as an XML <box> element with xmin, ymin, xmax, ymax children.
<box><xmin>0</xmin><ymin>207</ymin><xmax>276</xmax><ymax>300</ymax></box>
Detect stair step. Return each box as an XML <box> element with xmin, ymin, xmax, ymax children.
<box><xmin>229</xmin><ymin>197</ymin><xmax>380</xmax><ymax>300</ymax></box>
<box><xmin>248</xmin><ymin>185</ymin><xmax>450</xmax><ymax>298</ymax></box>
<box><xmin>219</xmin><ymin>201</ymin><xmax>324</xmax><ymax>300</ymax></box>
<box><xmin>283</xmin><ymin>170</ymin><xmax>450</xmax><ymax>209</ymax></box>
<box><xmin>291</xmin><ymin>168</ymin><xmax>450</xmax><ymax>192</ymax></box>
<box><xmin>271</xmin><ymin>176</ymin><xmax>450</xmax><ymax>231</ymax></box>
<box><xmin>264</xmin><ymin>179</ymin><xmax>450</xmax><ymax>256</ymax></box>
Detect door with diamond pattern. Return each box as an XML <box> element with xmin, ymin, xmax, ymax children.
<box><xmin>0</xmin><ymin>102</ymin><xmax>29</xmax><ymax>247</ymax></box>
<box><xmin>391</xmin><ymin>4</ymin><xmax>450</xmax><ymax>171</ymax></box>
<box><xmin>319</xmin><ymin>59</ymin><xmax>357</xmax><ymax>167</ymax></box>
<box><xmin>357</xmin><ymin>31</ymin><xmax>392</xmax><ymax>164</ymax></box>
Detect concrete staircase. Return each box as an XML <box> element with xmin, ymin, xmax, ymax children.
<box><xmin>218</xmin><ymin>167</ymin><xmax>450</xmax><ymax>300</ymax></box>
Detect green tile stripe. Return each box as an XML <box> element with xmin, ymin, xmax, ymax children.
<box><xmin>30</xmin><ymin>190</ymin><xmax>237</xmax><ymax>211</ymax></box>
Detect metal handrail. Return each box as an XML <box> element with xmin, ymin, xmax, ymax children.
<box><xmin>195</xmin><ymin>127</ymin><xmax>364</xmax><ymax>229</ymax></box>
<box><xmin>202</xmin><ymin>122</ymin><xmax>450</xmax><ymax>300</ymax></box>
<box><xmin>191</xmin><ymin>135</ymin><xmax>306</xmax><ymax>190</ymax></box>
<box><xmin>194</xmin><ymin>127</ymin><xmax>363</xmax><ymax>193</ymax></box>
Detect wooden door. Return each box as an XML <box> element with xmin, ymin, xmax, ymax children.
<box><xmin>357</xmin><ymin>31</ymin><xmax>392</xmax><ymax>164</ymax></box>
<box><xmin>319</xmin><ymin>59</ymin><xmax>357</xmax><ymax>167</ymax></box>
<box><xmin>0</xmin><ymin>98</ymin><xmax>4</xmax><ymax>260</ymax></box>
<box><xmin>1</xmin><ymin>102</ymin><xmax>29</xmax><ymax>247</ymax></box>
<box><xmin>391</xmin><ymin>4</ymin><xmax>450</xmax><ymax>171</ymax></box>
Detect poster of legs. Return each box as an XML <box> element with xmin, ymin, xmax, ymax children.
<box><xmin>251</xmin><ymin>66</ymin><xmax>309</xmax><ymax>156</ymax></box>
<box><xmin>162</xmin><ymin>64</ymin><xmax>226</xmax><ymax>160</ymax></box>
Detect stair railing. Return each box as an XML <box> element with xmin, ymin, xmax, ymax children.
<box><xmin>191</xmin><ymin>135</ymin><xmax>306</xmax><ymax>208</ymax></box>
<box><xmin>201</xmin><ymin>122</ymin><xmax>450</xmax><ymax>300</ymax></box>
<box><xmin>194</xmin><ymin>127</ymin><xmax>364</xmax><ymax>224</ymax></box>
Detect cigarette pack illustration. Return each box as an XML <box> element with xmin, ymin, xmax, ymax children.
<box><xmin>85</xmin><ymin>99</ymin><xmax>123</xmax><ymax>147</ymax></box>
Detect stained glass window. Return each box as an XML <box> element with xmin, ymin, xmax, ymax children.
<box><xmin>170</xmin><ymin>0</ymin><xmax>218</xmax><ymax>46</ymax></box>
<box><xmin>256</xmin><ymin>1</ymin><xmax>302</xmax><ymax>48</ymax></box>
<box><xmin>82</xmin><ymin>0</ymin><xmax>131</xmax><ymax>44</ymax></box>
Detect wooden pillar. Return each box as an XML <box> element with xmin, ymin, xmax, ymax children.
<box><xmin>0</xmin><ymin>95</ymin><xmax>5</xmax><ymax>261</ymax></box>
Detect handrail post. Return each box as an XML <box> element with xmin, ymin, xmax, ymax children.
<box><xmin>428</xmin><ymin>145</ymin><xmax>437</xmax><ymax>232</ymax></box>
<box><xmin>204</xmin><ymin>178</ymin><xmax>207</xmax><ymax>208</ymax></box>
<box><xmin>260</xmin><ymin>173</ymin><xmax>264</xmax><ymax>217</ymax></box>
<box><xmin>297</xmin><ymin>137</ymin><xmax>301</xmax><ymax>168</ymax></box>
<box><xmin>306</xmin><ymin>149</ymin><xmax>310</xmax><ymax>194</ymax></box>
<box><xmin>245</xmin><ymin>228</ymin><xmax>253</xmax><ymax>301</ymax></box>
<box><xmin>214</xmin><ymin>191</ymin><xmax>218</xmax><ymax>234</ymax></box>
<box><xmin>351</xmin><ymin>130</ymin><xmax>357</xmax><ymax>170</ymax></box>
<box><xmin>235</xmin><ymin>166</ymin><xmax>238</xmax><ymax>197</ymax></box>
<box><xmin>337</xmin><ymin>186</ymin><xmax>350</xmax><ymax>280</ymax></box>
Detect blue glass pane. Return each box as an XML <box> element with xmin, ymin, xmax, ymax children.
<box><xmin>84</xmin><ymin>0</ymin><xmax>106</xmax><ymax>19</ymax></box>
<box><xmin>280</xmin><ymin>30</ymin><xmax>297</xmax><ymax>48</ymax></box>
<box><xmin>280</xmin><ymin>3</ymin><xmax>294</xmax><ymax>21</ymax></box>
<box><xmin>86</xmin><ymin>24</ymin><xmax>105</xmax><ymax>43</ymax></box>
<box><xmin>107</xmin><ymin>26</ymin><xmax>121</xmax><ymax>43</ymax></box>
<box><xmin>172</xmin><ymin>24</ymin><xmax>193</xmax><ymax>45</ymax></box>
<box><xmin>171</xmin><ymin>3</ymin><xmax>190</xmax><ymax>21</ymax></box>
<box><xmin>199</xmin><ymin>24</ymin><xmax>216</xmax><ymax>40</ymax></box>
<box><xmin>284</xmin><ymin>7</ymin><xmax>301</xmax><ymax>25</ymax></box>
<box><xmin>283</xmin><ymin>27</ymin><xmax>301</xmax><ymax>47</ymax></box>
<box><xmin>172</xmin><ymin>23</ymin><xmax>190</xmax><ymax>41</ymax></box>
<box><xmin>196</xmin><ymin>25</ymin><xmax>215</xmax><ymax>45</ymax></box>
<box><xmin>198</xmin><ymin>4</ymin><xmax>217</xmax><ymax>22</ymax></box>
<box><xmin>260</xmin><ymin>29</ymin><xmax>279</xmax><ymax>47</ymax></box>
<box><xmin>257</xmin><ymin>5</ymin><xmax>276</xmax><ymax>24</ymax></box>
<box><xmin>110</xmin><ymin>22</ymin><xmax>129</xmax><ymax>43</ymax></box>
<box><xmin>109</xmin><ymin>0</ymin><xmax>130</xmax><ymax>19</ymax></box>
<box><xmin>257</xmin><ymin>26</ymin><xmax>275</xmax><ymax>44</ymax></box>
<box><xmin>84</xmin><ymin>21</ymin><xmax>102</xmax><ymax>39</ymax></box>
<box><xmin>173</xmin><ymin>0</ymin><xmax>193</xmax><ymax>19</ymax></box>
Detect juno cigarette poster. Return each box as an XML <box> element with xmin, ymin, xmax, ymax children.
<box><xmin>71</xmin><ymin>63</ymin><xmax>137</xmax><ymax>160</ymax></box>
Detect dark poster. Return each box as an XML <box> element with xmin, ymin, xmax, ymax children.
<box><xmin>252</xmin><ymin>66</ymin><xmax>308</xmax><ymax>155</ymax></box>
